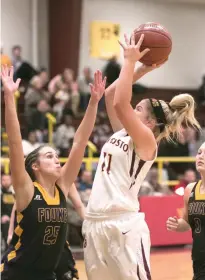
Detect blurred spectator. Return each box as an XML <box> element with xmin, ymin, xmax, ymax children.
<box><xmin>11</xmin><ymin>45</ymin><xmax>37</xmax><ymax>84</ymax></box>
<box><xmin>185</xmin><ymin>127</ymin><xmax>198</xmax><ymax>157</ymax></box>
<box><xmin>198</xmin><ymin>75</ymin><xmax>205</xmax><ymax>105</ymax></box>
<box><xmin>31</xmin><ymin>68</ymin><xmax>49</xmax><ymax>91</ymax></box>
<box><xmin>78</xmin><ymin>67</ymin><xmax>93</xmax><ymax>111</ymax></box>
<box><xmin>196</xmin><ymin>126</ymin><xmax>205</xmax><ymax>151</ymax></box>
<box><xmin>1</xmin><ymin>174</ymin><xmax>15</xmax><ymax>249</ymax></box>
<box><xmin>79</xmin><ymin>170</ymin><xmax>93</xmax><ymax>191</ymax></box>
<box><xmin>54</xmin><ymin>114</ymin><xmax>75</xmax><ymax>157</ymax></box>
<box><xmin>101</xmin><ymin>57</ymin><xmax>121</xmax><ymax>111</ymax></box>
<box><xmin>53</xmin><ymin>84</ymin><xmax>70</xmax><ymax>123</ymax></box>
<box><xmin>38</xmin><ymin>68</ymin><xmax>49</xmax><ymax>89</ymax></box>
<box><xmin>25</xmin><ymin>76</ymin><xmax>50</xmax><ymax>122</ymax></box>
<box><xmin>12</xmin><ymin>45</ymin><xmax>22</xmax><ymax>74</ymax></box>
<box><xmin>70</xmin><ymin>82</ymin><xmax>80</xmax><ymax>117</ymax></box>
<box><xmin>50</xmin><ymin>69</ymin><xmax>80</xmax><ymax>117</ymax></box>
<box><xmin>22</xmin><ymin>131</ymin><xmax>41</xmax><ymax>157</ymax></box>
<box><xmin>139</xmin><ymin>167</ymin><xmax>171</xmax><ymax>196</ymax></box>
<box><xmin>91</xmin><ymin>114</ymin><xmax>112</xmax><ymax>153</ymax></box>
<box><xmin>158</xmin><ymin>129</ymin><xmax>190</xmax><ymax>175</ymax></box>
<box><xmin>79</xmin><ymin>189</ymin><xmax>92</xmax><ymax>207</ymax></box>
<box><xmin>28</xmin><ymin>100</ymin><xmax>50</xmax><ymax>141</ymax></box>
<box><xmin>103</xmin><ymin>56</ymin><xmax>121</xmax><ymax>86</ymax></box>
<box><xmin>48</xmin><ymin>68</ymin><xmax>74</xmax><ymax>94</ymax></box>
<box><xmin>174</xmin><ymin>169</ymin><xmax>196</xmax><ymax>196</ymax></box>
<box><xmin>0</xmin><ymin>44</ymin><xmax>12</xmax><ymax>67</ymax></box>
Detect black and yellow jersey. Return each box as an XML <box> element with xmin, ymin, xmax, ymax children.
<box><xmin>1</xmin><ymin>182</ymin><xmax>68</xmax><ymax>280</ymax></box>
<box><xmin>188</xmin><ymin>180</ymin><xmax>205</xmax><ymax>261</ymax></box>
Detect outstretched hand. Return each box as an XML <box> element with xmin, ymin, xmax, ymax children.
<box><xmin>1</xmin><ymin>65</ymin><xmax>21</xmax><ymax>95</ymax></box>
<box><xmin>89</xmin><ymin>70</ymin><xmax>107</xmax><ymax>104</ymax></box>
<box><xmin>119</xmin><ymin>33</ymin><xmax>150</xmax><ymax>63</ymax></box>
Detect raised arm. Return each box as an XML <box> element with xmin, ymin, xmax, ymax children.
<box><xmin>113</xmin><ymin>34</ymin><xmax>157</xmax><ymax>160</ymax></box>
<box><xmin>1</xmin><ymin>66</ymin><xmax>34</xmax><ymax>212</ymax></box>
<box><xmin>105</xmin><ymin>64</ymin><xmax>154</xmax><ymax>132</ymax></box>
<box><xmin>57</xmin><ymin>71</ymin><xmax>106</xmax><ymax>196</ymax></box>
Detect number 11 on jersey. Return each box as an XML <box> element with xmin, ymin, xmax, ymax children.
<box><xmin>101</xmin><ymin>152</ymin><xmax>112</xmax><ymax>174</ymax></box>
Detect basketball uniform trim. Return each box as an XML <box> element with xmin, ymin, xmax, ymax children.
<box><xmin>137</xmin><ymin>264</ymin><xmax>142</xmax><ymax>280</ymax></box>
<box><xmin>34</xmin><ymin>182</ymin><xmax>60</xmax><ymax>205</ymax></box>
<box><xmin>0</xmin><ymin>264</ymin><xmax>4</xmax><ymax>273</ymax></box>
<box><xmin>195</xmin><ymin>180</ymin><xmax>205</xmax><ymax>200</ymax></box>
<box><xmin>129</xmin><ymin>149</ymin><xmax>136</xmax><ymax>177</ymax></box>
<box><xmin>141</xmin><ymin>239</ymin><xmax>151</xmax><ymax>280</ymax></box>
<box><xmin>7</xmin><ymin>212</ymin><xmax>24</xmax><ymax>263</ymax></box>
<box><xmin>129</xmin><ymin>159</ymin><xmax>146</xmax><ymax>189</ymax></box>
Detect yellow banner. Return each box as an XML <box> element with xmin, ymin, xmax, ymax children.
<box><xmin>90</xmin><ymin>21</ymin><xmax>120</xmax><ymax>59</ymax></box>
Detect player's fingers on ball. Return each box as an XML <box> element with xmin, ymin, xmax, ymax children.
<box><xmin>136</xmin><ymin>34</ymin><xmax>144</xmax><ymax>48</ymax></box>
<box><xmin>140</xmin><ymin>48</ymin><xmax>150</xmax><ymax>57</ymax></box>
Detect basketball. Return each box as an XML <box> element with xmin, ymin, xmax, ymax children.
<box><xmin>133</xmin><ymin>22</ymin><xmax>172</xmax><ymax>65</ymax></box>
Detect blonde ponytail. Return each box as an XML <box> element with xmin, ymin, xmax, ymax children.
<box><xmin>156</xmin><ymin>94</ymin><xmax>200</xmax><ymax>142</ymax></box>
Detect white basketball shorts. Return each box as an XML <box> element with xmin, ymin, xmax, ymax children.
<box><xmin>82</xmin><ymin>212</ymin><xmax>151</xmax><ymax>280</ymax></box>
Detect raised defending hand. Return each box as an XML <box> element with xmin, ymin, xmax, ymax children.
<box><xmin>119</xmin><ymin>33</ymin><xmax>150</xmax><ymax>63</ymax></box>
<box><xmin>166</xmin><ymin>216</ymin><xmax>179</xmax><ymax>231</ymax></box>
<box><xmin>1</xmin><ymin>65</ymin><xmax>21</xmax><ymax>95</ymax></box>
<box><xmin>89</xmin><ymin>70</ymin><xmax>107</xmax><ymax>104</ymax></box>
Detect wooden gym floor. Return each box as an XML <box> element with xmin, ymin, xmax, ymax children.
<box><xmin>76</xmin><ymin>248</ymin><xmax>193</xmax><ymax>280</ymax></box>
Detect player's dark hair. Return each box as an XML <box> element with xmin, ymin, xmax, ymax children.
<box><xmin>25</xmin><ymin>145</ymin><xmax>48</xmax><ymax>181</ymax></box>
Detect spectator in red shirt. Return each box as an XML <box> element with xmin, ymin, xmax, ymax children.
<box><xmin>174</xmin><ymin>169</ymin><xmax>196</xmax><ymax>195</ymax></box>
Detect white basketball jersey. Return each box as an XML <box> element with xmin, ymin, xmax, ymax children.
<box><xmin>86</xmin><ymin>129</ymin><xmax>157</xmax><ymax>215</ymax></box>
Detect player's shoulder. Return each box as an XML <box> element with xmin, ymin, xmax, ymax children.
<box><xmin>183</xmin><ymin>182</ymin><xmax>197</xmax><ymax>203</ymax></box>
<box><xmin>184</xmin><ymin>182</ymin><xmax>197</xmax><ymax>197</ymax></box>
<box><xmin>186</xmin><ymin>182</ymin><xmax>197</xmax><ymax>191</ymax></box>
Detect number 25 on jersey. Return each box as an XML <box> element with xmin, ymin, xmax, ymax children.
<box><xmin>101</xmin><ymin>152</ymin><xmax>112</xmax><ymax>174</ymax></box>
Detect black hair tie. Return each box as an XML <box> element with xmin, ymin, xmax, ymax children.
<box><xmin>149</xmin><ymin>98</ymin><xmax>167</xmax><ymax>132</ymax></box>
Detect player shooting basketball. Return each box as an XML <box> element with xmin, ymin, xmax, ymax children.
<box><xmin>82</xmin><ymin>33</ymin><xmax>200</xmax><ymax>280</ymax></box>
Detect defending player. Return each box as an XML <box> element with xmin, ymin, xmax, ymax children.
<box><xmin>0</xmin><ymin>65</ymin><xmax>106</xmax><ymax>280</ymax></box>
<box><xmin>167</xmin><ymin>142</ymin><xmax>205</xmax><ymax>280</ymax></box>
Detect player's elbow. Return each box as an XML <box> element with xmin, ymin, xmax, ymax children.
<box><xmin>113</xmin><ymin>99</ymin><xmax>124</xmax><ymax>113</ymax></box>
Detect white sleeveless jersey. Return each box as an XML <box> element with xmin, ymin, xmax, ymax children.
<box><xmin>86</xmin><ymin>129</ymin><xmax>157</xmax><ymax>215</ymax></box>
